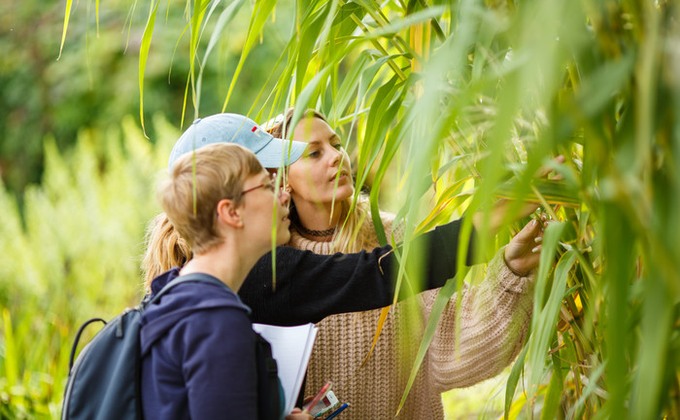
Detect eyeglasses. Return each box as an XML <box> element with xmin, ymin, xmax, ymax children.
<box><xmin>241</xmin><ymin>173</ymin><xmax>278</xmax><ymax>196</ymax></box>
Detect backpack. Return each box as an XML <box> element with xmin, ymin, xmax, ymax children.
<box><xmin>61</xmin><ymin>273</ymin><xmax>282</xmax><ymax>420</ymax></box>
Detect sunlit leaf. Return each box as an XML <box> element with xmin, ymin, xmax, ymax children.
<box><xmin>138</xmin><ymin>0</ymin><xmax>160</xmax><ymax>136</ymax></box>
<box><xmin>57</xmin><ymin>0</ymin><xmax>74</xmax><ymax>60</ymax></box>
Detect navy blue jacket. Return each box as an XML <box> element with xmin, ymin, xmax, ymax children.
<box><xmin>141</xmin><ymin>272</ymin><xmax>269</xmax><ymax>419</ymax></box>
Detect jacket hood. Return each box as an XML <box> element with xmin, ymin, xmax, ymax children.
<box><xmin>141</xmin><ymin>268</ymin><xmax>251</xmax><ymax>356</ymax></box>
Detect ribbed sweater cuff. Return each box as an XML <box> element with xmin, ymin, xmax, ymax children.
<box><xmin>494</xmin><ymin>248</ymin><xmax>534</xmax><ymax>294</ymax></box>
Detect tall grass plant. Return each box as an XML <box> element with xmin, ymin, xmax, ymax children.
<box><xmin>0</xmin><ymin>116</ymin><xmax>176</xmax><ymax>418</ymax></box>
<box><xmin>16</xmin><ymin>0</ymin><xmax>680</xmax><ymax>417</ymax></box>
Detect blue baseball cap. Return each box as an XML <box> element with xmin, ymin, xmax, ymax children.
<box><xmin>168</xmin><ymin>113</ymin><xmax>307</xmax><ymax>169</ymax></box>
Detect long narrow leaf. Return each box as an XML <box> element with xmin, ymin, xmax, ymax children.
<box><xmin>526</xmin><ymin>225</ymin><xmax>572</xmax><ymax>401</ymax></box>
<box><xmin>362</xmin><ymin>6</ymin><xmax>445</xmax><ymax>40</ymax></box>
<box><xmin>196</xmin><ymin>0</ymin><xmax>246</xmax><ymax>114</ymax></box>
<box><xmin>2</xmin><ymin>309</ymin><xmax>17</xmax><ymax>386</ymax></box>
<box><xmin>631</xmin><ymin>264</ymin><xmax>674</xmax><ymax>419</ymax></box>
<box><xmin>504</xmin><ymin>344</ymin><xmax>529</xmax><ymax>420</ymax></box>
<box><xmin>57</xmin><ymin>0</ymin><xmax>74</xmax><ymax>60</ymax></box>
<box><xmin>395</xmin><ymin>268</ymin><xmax>468</xmax><ymax>415</ymax></box>
<box><xmin>543</xmin><ymin>352</ymin><xmax>566</xmax><ymax>419</ymax></box>
<box><xmin>138</xmin><ymin>0</ymin><xmax>160</xmax><ymax>136</ymax></box>
<box><xmin>221</xmin><ymin>0</ymin><xmax>277</xmax><ymax>111</ymax></box>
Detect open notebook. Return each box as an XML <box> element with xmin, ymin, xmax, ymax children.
<box><xmin>252</xmin><ymin>323</ymin><xmax>318</xmax><ymax>414</ymax></box>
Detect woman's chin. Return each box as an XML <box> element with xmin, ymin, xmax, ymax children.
<box><xmin>331</xmin><ymin>185</ymin><xmax>354</xmax><ymax>202</ymax></box>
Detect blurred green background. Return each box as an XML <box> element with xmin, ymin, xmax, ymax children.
<box><xmin>0</xmin><ymin>0</ymin><xmax>292</xmax><ymax>196</ymax></box>
<box><xmin>0</xmin><ymin>1</ymin><xmax>512</xmax><ymax>417</ymax></box>
<box><xmin>0</xmin><ymin>0</ymin><xmax>296</xmax><ymax>417</ymax></box>
<box><xmin>2</xmin><ymin>0</ymin><xmax>679</xmax><ymax>418</ymax></box>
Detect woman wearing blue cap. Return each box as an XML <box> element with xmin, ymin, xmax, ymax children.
<box><xmin>140</xmin><ymin>113</ymin><xmax>546</xmax><ymax>419</ymax></box>
<box><xmin>141</xmin><ymin>113</ymin><xmax>511</xmax><ymax>420</ymax></box>
<box><xmin>144</xmin><ymin>113</ymin><xmax>496</xmax><ymax>324</ymax></box>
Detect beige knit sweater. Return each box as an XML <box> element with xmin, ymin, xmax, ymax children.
<box><xmin>289</xmin><ymin>213</ymin><xmax>534</xmax><ymax>419</ymax></box>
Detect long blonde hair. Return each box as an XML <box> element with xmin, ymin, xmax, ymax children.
<box><xmin>267</xmin><ymin>108</ymin><xmax>371</xmax><ymax>253</ymax></box>
<box><xmin>142</xmin><ymin>212</ymin><xmax>192</xmax><ymax>291</ymax></box>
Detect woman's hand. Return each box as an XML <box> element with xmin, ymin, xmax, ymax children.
<box><xmin>503</xmin><ymin>216</ymin><xmax>547</xmax><ymax>276</ymax></box>
<box><xmin>286</xmin><ymin>407</ymin><xmax>313</xmax><ymax>420</ymax></box>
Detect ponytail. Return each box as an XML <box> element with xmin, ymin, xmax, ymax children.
<box><xmin>141</xmin><ymin>212</ymin><xmax>192</xmax><ymax>292</ymax></box>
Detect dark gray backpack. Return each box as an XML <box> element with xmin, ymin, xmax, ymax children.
<box><xmin>61</xmin><ymin>274</ymin><xmax>282</xmax><ymax>420</ymax></box>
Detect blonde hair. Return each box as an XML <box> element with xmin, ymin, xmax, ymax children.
<box><xmin>267</xmin><ymin>108</ymin><xmax>371</xmax><ymax>253</ymax></box>
<box><xmin>142</xmin><ymin>212</ymin><xmax>192</xmax><ymax>291</ymax></box>
<box><xmin>159</xmin><ymin>143</ymin><xmax>263</xmax><ymax>254</ymax></box>
<box><xmin>143</xmin><ymin>143</ymin><xmax>263</xmax><ymax>290</ymax></box>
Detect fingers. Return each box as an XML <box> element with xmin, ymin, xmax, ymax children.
<box><xmin>511</xmin><ymin>211</ymin><xmax>553</xmax><ymax>247</ymax></box>
<box><xmin>530</xmin><ymin>231</ymin><xmax>543</xmax><ymax>253</ymax></box>
<box><xmin>505</xmin><ymin>207</ymin><xmax>558</xmax><ymax>275</ymax></box>
<box><xmin>519</xmin><ymin>218</ymin><xmax>541</xmax><ymax>239</ymax></box>
<box><xmin>529</xmin><ymin>212</ymin><xmax>560</xmax><ymax>253</ymax></box>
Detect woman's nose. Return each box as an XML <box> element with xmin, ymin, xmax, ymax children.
<box><xmin>329</xmin><ymin>148</ymin><xmax>342</xmax><ymax>167</ymax></box>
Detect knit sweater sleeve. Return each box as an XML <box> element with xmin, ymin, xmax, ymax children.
<box><xmin>423</xmin><ymin>249</ymin><xmax>534</xmax><ymax>391</ymax></box>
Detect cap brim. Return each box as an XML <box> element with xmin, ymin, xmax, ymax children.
<box><xmin>255</xmin><ymin>137</ymin><xmax>307</xmax><ymax>168</ymax></box>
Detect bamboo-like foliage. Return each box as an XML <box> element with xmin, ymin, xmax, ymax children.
<box><xmin>0</xmin><ymin>117</ymin><xmax>179</xmax><ymax>417</ymax></box>
<box><xmin>55</xmin><ymin>0</ymin><xmax>680</xmax><ymax>418</ymax></box>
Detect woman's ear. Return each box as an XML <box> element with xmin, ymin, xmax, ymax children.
<box><xmin>216</xmin><ymin>199</ymin><xmax>243</xmax><ymax>229</ymax></box>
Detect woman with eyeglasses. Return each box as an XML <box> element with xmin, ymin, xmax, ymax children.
<box><xmin>141</xmin><ymin>142</ymin><xmax>313</xmax><ymax>419</ymax></box>
<box><xmin>142</xmin><ymin>113</ymin><xmax>549</xmax><ymax>419</ymax></box>
<box><xmin>143</xmin><ymin>113</ymin><xmax>509</xmax><ymax>325</ymax></box>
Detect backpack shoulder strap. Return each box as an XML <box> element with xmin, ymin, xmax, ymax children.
<box><xmin>140</xmin><ymin>273</ymin><xmax>239</xmax><ymax>357</ymax></box>
<box><xmin>68</xmin><ymin>317</ymin><xmax>107</xmax><ymax>371</ymax></box>
<box><xmin>146</xmin><ymin>273</ymin><xmax>229</xmax><ymax>307</ymax></box>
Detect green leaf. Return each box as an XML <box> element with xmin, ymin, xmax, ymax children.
<box><xmin>527</xmin><ymin>226</ymin><xmax>575</xmax><ymax>399</ymax></box>
<box><xmin>197</xmin><ymin>0</ymin><xmax>246</xmax><ymax>114</ymax></box>
<box><xmin>504</xmin><ymin>344</ymin><xmax>528</xmax><ymax>420</ymax></box>
<box><xmin>2</xmin><ymin>309</ymin><xmax>18</xmax><ymax>386</ymax></box>
<box><xmin>138</xmin><ymin>0</ymin><xmax>160</xmax><ymax>136</ymax></box>
<box><xmin>294</xmin><ymin>2</ymin><xmax>330</xmax><ymax>97</ymax></box>
<box><xmin>495</xmin><ymin>178</ymin><xmax>581</xmax><ymax>208</ymax></box>
<box><xmin>567</xmin><ymin>363</ymin><xmax>607</xmax><ymax>419</ymax></box>
<box><xmin>221</xmin><ymin>0</ymin><xmax>277</xmax><ymax>111</ymax></box>
<box><xmin>363</xmin><ymin>6</ymin><xmax>446</xmax><ymax>40</ymax></box>
<box><xmin>541</xmin><ymin>350</ymin><xmax>565</xmax><ymax>420</ymax></box>
<box><xmin>576</xmin><ymin>52</ymin><xmax>635</xmax><ymax>118</ymax></box>
<box><xmin>395</xmin><ymin>268</ymin><xmax>468</xmax><ymax>415</ymax></box>
<box><xmin>601</xmin><ymin>203</ymin><xmax>634</xmax><ymax>418</ymax></box>
<box><xmin>631</xmin><ymin>266</ymin><xmax>674</xmax><ymax>419</ymax></box>
<box><xmin>57</xmin><ymin>0</ymin><xmax>74</xmax><ymax>60</ymax></box>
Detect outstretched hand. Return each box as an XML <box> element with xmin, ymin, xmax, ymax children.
<box><xmin>503</xmin><ymin>216</ymin><xmax>547</xmax><ymax>277</ymax></box>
